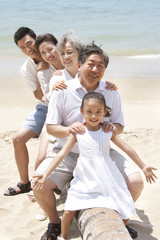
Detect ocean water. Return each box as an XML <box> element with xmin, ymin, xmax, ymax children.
<box><xmin>0</xmin><ymin>0</ymin><xmax>160</xmax><ymax>79</ymax></box>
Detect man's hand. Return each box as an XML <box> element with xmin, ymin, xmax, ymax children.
<box><xmin>101</xmin><ymin>121</ymin><xmax>115</xmax><ymax>133</ymax></box>
<box><xmin>37</xmin><ymin>62</ymin><xmax>49</xmax><ymax>73</ymax></box>
<box><xmin>68</xmin><ymin>122</ymin><xmax>86</xmax><ymax>135</ymax></box>
<box><xmin>105</xmin><ymin>81</ymin><xmax>118</xmax><ymax>91</ymax></box>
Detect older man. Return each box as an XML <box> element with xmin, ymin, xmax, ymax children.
<box><xmin>34</xmin><ymin>42</ymin><xmax>143</xmax><ymax>240</ymax></box>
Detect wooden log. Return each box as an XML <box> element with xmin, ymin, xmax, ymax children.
<box><xmin>77</xmin><ymin>207</ymin><xmax>132</xmax><ymax>240</ymax></box>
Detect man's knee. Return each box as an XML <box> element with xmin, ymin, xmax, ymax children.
<box><xmin>126</xmin><ymin>172</ymin><xmax>144</xmax><ymax>202</ymax></box>
<box><xmin>12</xmin><ymin>133</ymin><xmax>24</xmax><ymax>145</ymax></box>
<box><xmin>33</xmin><ymin>178</ymin><xmax>57</xmax><ymax>196</ymax></box>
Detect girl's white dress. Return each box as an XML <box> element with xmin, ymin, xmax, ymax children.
<box><xmin>65</xmin><ymin>128</ymin><xmax>136</xmax><ymax>219</ymax></box>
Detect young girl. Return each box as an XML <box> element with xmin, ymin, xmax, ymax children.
<box><xmin>32</xmin><ymin>92</ymin><xmax>157</xmax><ymax>240</ymax></box>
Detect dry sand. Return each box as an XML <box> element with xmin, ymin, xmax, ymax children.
<box><xmin>0</xmin><ymin>74</ymin><xmax>160</xmax><ymax>240</ymax></box>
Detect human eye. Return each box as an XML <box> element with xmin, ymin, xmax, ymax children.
<box><xmin>68</xmin><ymin>50</ymin><xmax>73</xmax><ymax>55</ymax></box>
<box><xmin>60</xmin><ymin>52</ymin><xmax>65</xmax><ymax>56</ymax></box>
<box><xmin>48</xmin><ymin>48</ymin><xmax>53</xmax><ymax>53</ymax></box>
<box><xmin>88</xmin><ymin>63</ymin><xmax>93</xmax><ymax>68</ymax></box>
<box><xmin>87</xmin><ymin>110</ymin><xmax>92</xmax><ymax>114</ymax></box>
<box><xmin>27</xmin><ymin>41</ymin><xmax>32</xmax><ymax>46</ymax></box>
<box><xmin>98</xmin><ymin>63</ymin><xmax>105</xmax><ymax>69</ymax></box>
<box><xmin>97</xmin><ymin>110</ymin><xmax>102</xmax><ymax>114</ymax></box>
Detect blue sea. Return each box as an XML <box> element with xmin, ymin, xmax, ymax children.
<box><xmin>0</xmin><ymin>0</ymin><xmax>160</xmax><ymax>80</ymax></box>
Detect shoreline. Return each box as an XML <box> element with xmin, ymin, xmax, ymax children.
<box><xmin>0</xmin><ymin>72</ymin><xmax>159</xmax><ymax>132</ymax></box>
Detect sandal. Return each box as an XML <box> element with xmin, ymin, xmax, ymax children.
<box><xmin>3</xmin><ymin>181</ymin><xmax>31</xmax><ymax>196</ymax></box>
<box><xmin>126</xmin><ymin>225</ymin><xmax>138</xmax><ymax>239</ymax></box>
<box><xmin>41</xmin><ymin>221</ymin><xmax>61</xmax><ymax>240</ymax></box>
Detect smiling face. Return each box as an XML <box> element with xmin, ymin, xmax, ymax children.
<box><xmin>78</xmin><ymin>53</ymin><xmax>106</xmax><ymax>92</ymax></box>
<box><xmin>81</xmin><ymin>98</ymin><xmax>107</xmax><ymax>131</ymax></box>
<box><xmin>59</xmin><ymin>41</ymin><xmax>79</xmax><ymax>72</ymax></box>
<box><xmin>39</xmin><ymin>41</ymin><xmax>60</xmax><ymax>65</ymax></box>
<box><xmin>17</xmin><ymin>34</ymin><xmax>38</xmax><ymax>59</ymax></box>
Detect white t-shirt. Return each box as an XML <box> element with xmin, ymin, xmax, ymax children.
<box><xmin>20</xmin><ymin>58</ymin><xmax>48</xmax><ymax>106</ymax></box>
<box><xmin>37</xmin><ymin>64</ymin><xmax>56</xmax><ymax>102</ymax></box>
<box><xmin>46</xmin><ymin>74</ymin><xmax>124</xmax><ymax>153</ymax></box>
<box><xmin>47</xmin><ymin>68</ymin><xmax>73</xmax><ymax>100</ymax></box>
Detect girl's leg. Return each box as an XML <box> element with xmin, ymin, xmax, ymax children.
<box><xmin>61</xmin><ymin>210</ymin><xmax>76</xmax><ymax>239</ymax></box>
<box><xmin>123</xmin><ymin>219</ymin><xmax>129</xmax><ymax>226</ymax></box>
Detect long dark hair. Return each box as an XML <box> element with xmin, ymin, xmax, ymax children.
<box><xmin>81</xmin><ymin>92</ymin><xmax>111</xmax><ymax>117</ymax></box>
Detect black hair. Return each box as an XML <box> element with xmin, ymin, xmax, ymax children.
<box><xmin>35</xmin><ymin>33</ymin><xmax>58</xmax><ymax>50</ymax></box>
<box><xmin>78</xmin><ymin>41</ymin><xmax>109</xmax><ymax>68</ymax></box>
<box><xmin>81</xmin><ymin>92</ymin><xmax>111</xmax><ymax>117</ymax></box>
<box><xmin>14</xmin><ymin>27</ymin><xmax>36</xmax><ymax>45</ymax></box>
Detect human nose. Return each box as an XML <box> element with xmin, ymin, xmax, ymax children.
<box><xmin>26</xmin><ymin>45</ymin><xmax>32</xmax><ymax>53</ymax></box>
<box><xmin>46</xmin><ymin>51</ymin><xmax>52</xmax><ymax>57</ymax></box>
<box><xmin>64</xmin><ymin>53</ymin><xmax>69</xmax><ymax>59</ymax></box>
<box><xmin>92</xmin><ymin>65</ymin><xmax>98</xmax><ymax>72</ymax></box>
<box><xmin>91</xmin><ymin>113</ymin><xmax>96</xmax><ymax>118</ymax></box>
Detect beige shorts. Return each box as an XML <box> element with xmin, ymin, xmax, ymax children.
<box><xmin>36</xmin><ymin>146</ymin><xmax>139</xmax><ymax>191</ymax></box>
<box><xmin>36</xmin><ymin>146</ymin><xmax>79</xmax><ymax>191</ymax></box>
<box><xmin>110</xmin><ymin>148</ymin><xmax>139</xmax><ymax>179</ymax></box>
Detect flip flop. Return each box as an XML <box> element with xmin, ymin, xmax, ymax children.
<box><xmin>4</xmin><ymin>181</ymin><xmax>31</xmax><ymax>196</ymax></box>
<box><xmin>126</xmin><ymin>225</ymin><xmax>138</xmax><ymax>239</ymax></box>
<box><xmin>25</xmin><ymin>190</ymin><xmax>36</xmax><ymax>202</ymax></box>
<box><xmin>36</xmin><ymin>209</ymin><xmax>48</xmax><ymax>221</ymax></box>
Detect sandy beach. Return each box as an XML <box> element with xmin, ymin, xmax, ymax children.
<box><xmin>0</xmin><ymin>71</ymin><xmax>160</xmax><ymax>240</ymax></box>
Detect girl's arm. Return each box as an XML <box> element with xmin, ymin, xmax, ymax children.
<box><xmin>32</xmin><ymin>133</ymin><xmax>77</xmax><ymax>190</ymax></box>
<box><xmin>111</xmin><ymin>133</ymin><xmax>157</xmax><ymax>183</ymax></box>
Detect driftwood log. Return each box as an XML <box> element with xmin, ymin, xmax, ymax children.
<box><xmin>77</xmin><ymin>207</ymin><xmax>132</xmax><ymax>240</ymax></box>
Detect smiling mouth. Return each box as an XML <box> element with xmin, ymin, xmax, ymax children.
<box><xmin>65</xmin><ymin>60</ymin><xmax>72</xmax><ymax>64</ymax></box>
<box><xmin>29</xmin><ymin>50</ymin><xmax>35</xmax><ymax>55</ymax></box>
<box><xmin>90</xmin><ymin>119</ymin><xmax>98</xmax><ymax>122</ymax></box>
<box><xmin>89</xmin><ymin>74</ymin><xmax>99</xmax><ymax>79</ymax></box>
<box><xmin>48</xmin><ymin>57</ymin><xmax>55</xmax><ymax>62</ymax></box>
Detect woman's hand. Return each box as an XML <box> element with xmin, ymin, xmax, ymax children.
<box><xmin>32</xmin><ymin>173</ymin><xmax>47</xmax><ymax>190</ymax></box>
<box><xmin>53</xmin><ymin>80</ymin><xmax>67</xmax><ymax>91</ymax></box>
<box><xmin>52</xmin><ymin>69</ymin><xmax>63</xmax><ymax>77</ymax></box>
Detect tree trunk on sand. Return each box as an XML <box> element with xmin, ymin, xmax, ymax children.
<box><xmin>77</xmin><ymin>207</ymin><xmax>132</xmax><ymax>240</ymax></box>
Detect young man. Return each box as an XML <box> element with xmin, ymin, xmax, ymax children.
<box><xmin>4</xmin><ymin>27</ymin><xmax>49</xmax><ymax>196</ymax></box>
<box><xmin>33</xmin><ymin>42</ymin><xmax>143</xmax><ymax>239</ymax></box>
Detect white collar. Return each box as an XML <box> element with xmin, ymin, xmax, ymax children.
<box><xmin>69</xmin><ymin>73</ymin><xmax>106</xmax><ymax>92</ymax></box>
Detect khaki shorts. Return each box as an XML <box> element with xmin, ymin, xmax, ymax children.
<box><xmin>36</xmin><ymin>146</ymin><xmax>79</xmax><ymax>191</ymax></box>
<box><xmin>110</xmin><ymin>148</ymin><xmax>139</xmax><ymax>179</ymax></box>
<box><xmin>36</xmin><ymin>146</ymin><xmax>139</xmax><ymax>191</ymax></box>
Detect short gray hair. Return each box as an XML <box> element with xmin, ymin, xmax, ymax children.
<box><xmin>58</xmin><ymin>31</ymin><xmax>84</xmax><ymax>54</ymax></box>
